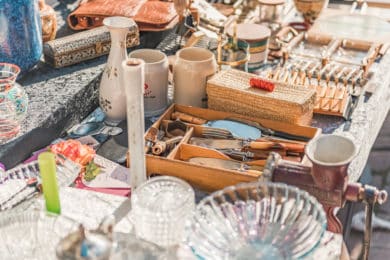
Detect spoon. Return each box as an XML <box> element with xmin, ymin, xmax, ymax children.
<box><xmin>68</xmin><ymin>122</ymin><xmax>123</xmax><ymax>137</ymax></box>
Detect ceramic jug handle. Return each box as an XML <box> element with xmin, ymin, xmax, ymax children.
<box><xmin>167</xmin><ymin>55</ymin><xmax>176</xmax><ymax>85</ymax></box>
<box><xmin>168</xmin><ymin>55</ymin><xmax>176</xmax><ymax>73</ymax></box>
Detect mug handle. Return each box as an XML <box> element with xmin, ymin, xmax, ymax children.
<box><xmin>167</xmin><ymin>55</ymin><xmax>176</xmax><ymax>85</ymax></box>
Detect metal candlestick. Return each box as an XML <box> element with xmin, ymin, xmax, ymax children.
<box><xmin>216</xmin><ymin>20</ymin><xmax>250</xmax><ymax>71</ymax></box>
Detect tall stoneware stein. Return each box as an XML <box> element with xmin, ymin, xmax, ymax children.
<box><xmin>0</xmin><ymin>0</ymin><xmax>42</xmax><ymax>73</ymax></box>
<box><xmin>305</xmin><ymin>134</ymin><xmax>357</xmax><ymax>191</ymax></box>
<box><xmin>173</xmin><ymin>47</ymin><xmax>217</xmax><ymax>108</ymax></box>
<box><xmin>128</xmin><ymin>49</ymin><xmax>169</xmax><ymax>117</ymax></box>
<box><xmin>99</xmin><ymin>17</ymin><xmax>136</xmax><ymax>125</ymax></box>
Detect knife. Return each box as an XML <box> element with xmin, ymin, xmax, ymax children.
<box><xmin>226</xmin><ymin>117</ymin><xmax>311</xmax><ymax>142</ymax></box>
<box><xmin>170</xmin><ymin>111</ymin><xmax>310</xmax><ymax>142</ymax></box>
<box><xmin>190</xmin><ymin>137</ymin><xmax>305</xmax><ymax>153</ymax></box>
<box><xmin>187</xmin><ymin>157</ymin><xmax>264</xmax><ymax>174</ymax></box>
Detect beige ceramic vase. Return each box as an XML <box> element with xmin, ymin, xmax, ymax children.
<box><xmin>99</xmin><ymin>17</ymin><xmax>136</xmax><ymax>125</ymax></box>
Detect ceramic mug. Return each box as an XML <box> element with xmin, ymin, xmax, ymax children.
<box><xmin>128</xmin><ymin>49</ymin><xmax>169</xmax><ymax>117</ymax></box>
<box><xmin>305</xmin><ymin>134</ymin><xmax>358</xmax><ymax>191</ymax></box>
<box><xmin>173</xmin><ymin>47</ymin><xmax>217</xmax><ymax>108</ymax></box>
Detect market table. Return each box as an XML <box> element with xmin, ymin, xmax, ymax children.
<box><xmin>1</xmin><ymin>0</ymin><xmax>390</xmax><ymax>259</ymax></box>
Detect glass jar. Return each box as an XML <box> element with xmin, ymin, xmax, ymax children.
<box><xmin>0</xmin><ymin>63</ymin><xmax>28</xmax><ymax>143</ymax></box>
<box><xmin>258</xmin><ymin>0</ymin><xmax>285</xmax><ymax>27</ymax></box>
<box><xmin>0</xmin><ymin>0</ymin><xmax>43</xmax><ymax>72</ymax></box>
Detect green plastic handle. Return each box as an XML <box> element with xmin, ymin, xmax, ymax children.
<box><xmin>38</xmin><ymin>152</ymin><xmax>61</xmax><ymax>214</ymax></box>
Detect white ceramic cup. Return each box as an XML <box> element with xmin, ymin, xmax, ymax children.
<box><xmin>173</xmin><ymin>47</ymin><xmax>217</xmax><ymax>108</ymax></box>
<box><xmin>129</xmin><ymin>49</ymin><xmax>169</xmax><ymax>117</ymax></box>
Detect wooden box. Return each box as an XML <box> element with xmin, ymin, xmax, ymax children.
<box><xmin>140</xmin><ymin>104</ymin><xmax>321</xmax><ymax>192</ymax></box>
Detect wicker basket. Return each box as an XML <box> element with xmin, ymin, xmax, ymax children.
<box><xmin>207</xmin><ymin>69</ymin><xmax>316</xmax><ymax>125</ymax></box>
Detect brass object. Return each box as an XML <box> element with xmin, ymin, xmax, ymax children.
<box><xmin>39</xmin><ymin>0</ymin><xmax>57</xmax><ymax>42</ymax></box>
<box><xmin>293</xmin><ymin>0</ymin><xmax>327</xmax><ymax>24</ymax></box>
<box><xmin>216</xmin><ymin>20</ymin><xmax>250</xmax><ymax>70</ymax></box>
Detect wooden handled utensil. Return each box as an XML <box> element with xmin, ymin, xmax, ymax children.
<box><xmin>190</xmin><ymin>137</ymin><xmax>305</xmax><ymax>153</ymax></box>
<box><xmin>187</xmin><ymin>157</ymin><xmax>264</xmax><ymax>174</ymax></box>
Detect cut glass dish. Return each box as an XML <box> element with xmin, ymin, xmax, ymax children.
<box><xmin>0</xmin><ymin>210</ymin><xmax>78</xmax><ymax>259</ymax></box>
<box><xmin>187</xmin><ymin>182</ymin><xmax>327</xmax><ymax>259</ymax></box>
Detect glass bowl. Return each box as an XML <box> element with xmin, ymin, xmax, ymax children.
<box><xmin>0</xmin><ymin>210</ymin><xmax>78</xmax><ymax>259</ymax></box>
<box><xmin>187</xmin><ymin>182</ymin><xmax>327</xmax><ymax>259</ymax></box>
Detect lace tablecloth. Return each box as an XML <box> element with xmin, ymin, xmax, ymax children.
<box><xmin>13</xmin><ymin>187</ymin><xmax>342</xmax><ymax>259</ymax></box>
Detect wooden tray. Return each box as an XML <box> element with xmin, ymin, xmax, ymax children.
<box><xmin>137</xmin><ymin>104</ymin><xmax>321</xmax><ymax>192</ymax></box>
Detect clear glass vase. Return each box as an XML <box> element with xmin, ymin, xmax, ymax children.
<box><xmin>0</xmin><ymin>63</ymin><xmax>28</xmax><ymax>144</ymax></box>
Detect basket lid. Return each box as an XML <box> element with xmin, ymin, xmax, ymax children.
<box><xmin>226</xmin><ymin>23</ymin><xmax>271</xmax><ymax>42</ymax></box>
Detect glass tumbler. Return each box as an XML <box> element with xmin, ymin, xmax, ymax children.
<box><xmin>131</xmin><ymin>176</ymin><xmax>195</xmax><ymax>248</ymax></box>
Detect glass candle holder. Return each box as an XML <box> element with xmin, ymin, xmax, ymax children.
<box><xmin>0</xmin><ymin>63</ymin><xmax>28</xmax><ymax>144</ymax></box>
<box><xmin>131</xmin><ymin>176</ymin><xmax>195</xmax><ymax>248</ymax></box>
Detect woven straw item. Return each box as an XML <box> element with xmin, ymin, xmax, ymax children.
<box><xmin>207</xmin><ymin>69</ymin><xmax>316</xmax><ymax>125</ymax></box>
